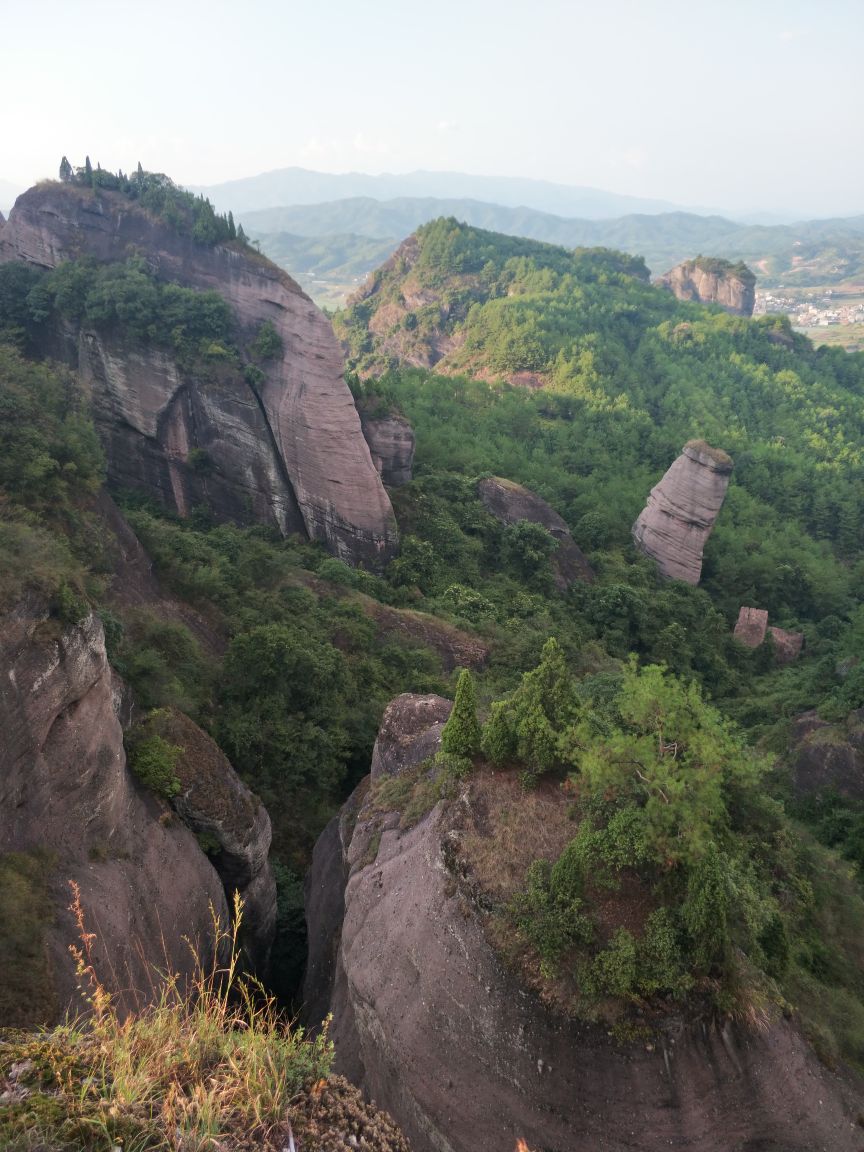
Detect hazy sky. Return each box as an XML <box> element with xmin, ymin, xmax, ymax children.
<box><xmin>1</xmin><ymin>0</ymin><xmax>861</xmax><ymax>217</ymax></box>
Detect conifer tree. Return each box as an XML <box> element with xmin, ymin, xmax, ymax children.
<box><xmin>59</xmin><ymin>156</ymin><xmax>72</xmax><ymax>183</ymax></box>
<box><xmin>441</xmin><ymin>669</ymin><xmax>482</xmax><ymax>758</ymax></box>
<box><xmin>228</xmin><ymin>210</ymin><xmax>237</xmax><ymax>240</ymax></box>
<box><xmin>237</xmin><ymin>223</ymin><xmax>248</xmax><ymax>245</ymax></box>
<box><xmin>84</xmin><ymin>156</ymin><xmax>93</xmax><ymax>178</ymax></box>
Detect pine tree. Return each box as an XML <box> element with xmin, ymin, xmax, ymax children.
<box><xmin>136</xmin><ymin>161</ymin><xmax>144</xmax><ymax>179</ymax></box>
<box><xmin>237</xmin><ymin>223</ymin><xmax>248</xmax><ymax>245</ymax></box>
<box><xmin>84</xmin><ymin>156</ymin><xmax>93</xmax><ymax>178</ymax></box>
<box><xmin>59</xmin><ymin>156</ymin><xmax>72</xmax><ymax>183</ymax></box>
<box><xmin>228</xmin><ymin>210</ymin><xmax>236</xmax><ymax>240</ymax></box>
<box><xmin>441</xmin><ymin>669</ymin><xmax>482</xmax><ymax>758</ymax></box>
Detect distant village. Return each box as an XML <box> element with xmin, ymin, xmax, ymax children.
<box><xmin>755</xmin><ymin>289</ymin><xmax>864</xmax><ymax>327</ymax></box>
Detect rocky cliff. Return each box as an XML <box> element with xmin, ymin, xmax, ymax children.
<box><xmin>359</xmin><ymin>406</ymin><xmax>416</xmax><ymax>487</ymax></box>
<box><xmin>305</xmin><ymin>696</ymin><xmax>864</xmax><ymax>1152</ymax></box>
<box><xmin>657</xmin><ymin>257</ymin><xmax>756</xmax><ymax>316</ymax></box>
<box><xmin>476</xmin><ymin>475</ymin><xmax>594</xmax><ymax>588</ymax></box>
<box><xmin>0</xmin><ymin>183</ymin><xmax>396</xmax><ymax>566</ymax></box>
<box><xmin>0</xmin><ymin>602</ymin><xmax>229</xmax><ymax>1023</ymax></box>
<box><xmin>632</xmin><ymin>440</ymin><xmax>732</xmax><ymax>584</ymax></box>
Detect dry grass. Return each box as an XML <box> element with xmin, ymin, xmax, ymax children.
<box><xmin>457</xmin><ymin>767</ymin><xmax>576</xmax><ymax>904</ymax></box>
<box><xmin>0</xmin><ymin>886</ymin><xmax>334</xmax><ymax>1151</ymax></box>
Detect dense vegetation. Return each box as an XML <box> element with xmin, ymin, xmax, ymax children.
<box><xmin>59</xmin><ymin>156</ymin><xmax>249</xmax><ymax>247</ymax></box>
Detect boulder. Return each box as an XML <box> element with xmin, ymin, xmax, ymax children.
<box><xmin>0</xmin><ymin>603</ymin><xmax>228</xmax><ymax>1024</ymax></box>
<box><xmin>370</xmin><ymin>693</ymin><xmax>452</xmax><ymax>780</ymax></box>
<box><xmin>359</xmin><ymin>408</ymin><xmax>415</xmax><ymax>487</ymax></box>
<box><xmin>305</xmin><ymin>696</ymin><xmax>864</xmax><ymax>1152</ymax></box>
<box><xmin>734</xmin><ymin>607</ymin><xmax>769</xmax><ymax>648</ymax></box>
<box><xmin>769</xmin><ymin>626</ymin><xmax>804</xmax><ymax>664</ymax></box>
<box><xmin>632</xmin><ymin>440</ymin><xmax>732</xmax><ymax>585</ymax></box>
<box><xmin>477</xmin><ymin>475</ymin><xmax>594</xmax><ymax>588</ymax></box>
<box><xmin>658</xmin><ymin>257</ymin><xmax>756</xmax><ymax>317</ymax></box>
<box><xmin>0</xmin><ymin>183</ymin><xmax>396</xmax><ymax>566</ymax></box>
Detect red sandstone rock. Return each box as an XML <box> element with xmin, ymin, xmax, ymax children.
<box><xmin>632</xmin><ymin>440</ymin><xmax>733</xmax><ymax>585</ymax></box>
<box><xmin>734</xmin><ymin>607</ymin><xmax>769</xmax><ymax>648</ymax></box>
<box><xmin>657</xmin><ymin>258</ymin><xmax>756</xmax><ymax>317</ymax></box>
<box><xmin>0</xmin><ymin>183</ymin><xmax>396</xmax><ymax>566</ymax></box>
<box><xmin>769</xmin><ymin>626</ymin><xmax>804</xmax><ymax>664</ymax></box>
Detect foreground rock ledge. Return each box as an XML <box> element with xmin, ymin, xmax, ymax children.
<box><xmin>304</xmin><ymin>694</ymin><xmax>864</xmax><ymax>1152</ymax></box>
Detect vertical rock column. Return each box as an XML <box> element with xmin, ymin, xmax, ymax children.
<box><xmin>632</xmin><ymin>440</ymin><xmax>732</xmax><ymax>585</ymax></box>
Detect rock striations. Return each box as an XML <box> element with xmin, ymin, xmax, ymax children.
<box><xmin>632</xmin><ymin>440</ymin><xmax>733</xmax><ymax>585</ymax></box>
<box><xmin>657</xmin><ymin>257</ymin><xmax>756</xmax><ymax>317</ymax></box>
<box><xmin>358</xmin><ymin>406</ymin><xmax>416</xmax><ymax>487</ymax></box>
<box><xmin>0</xmin><ymin>603</ymin><xmax>229</xmax><ymax>1023</ymax></box>
<box><xmin>305</xmin><ymin>696</ymin><xmax>864</xmax><ymax>1152</ymax></box>
<box><xmin>477</xmin><ymin>475</ymin><xmax>594</xmax><ymax>588</ymax></box>
<box><xmin>0</xmin><ymin>183</ymin><xmax>396</xmax><ymax>566</ymax></box>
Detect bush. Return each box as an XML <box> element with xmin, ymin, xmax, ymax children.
<box><xmin>127</xmin><ymin>728</ymin><xmax>182</xmax><ymax>799</ymax></box>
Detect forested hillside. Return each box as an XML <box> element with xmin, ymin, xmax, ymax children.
<box><xmin>5</xmin><ymin>197</ymin><xmax>864</xmax><ymax>1144</ymax></box>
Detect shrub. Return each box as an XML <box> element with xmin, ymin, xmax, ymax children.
<box><xmin>127</xmin><ymin>729</ymin><xmax>182</xmax><ymax>799</ymax></box>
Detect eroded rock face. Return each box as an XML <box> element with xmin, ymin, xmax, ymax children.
<box><xmin>658</xmin><ymin>258</ymin><xmax>756</xmax><ymax>317</ymax></box>
<box><xmin>769</xmin><ymin>626</ymin><xmax>804</xmax><ymax>664</ymax></box>
<box><xmin>145</xmin><ymin>709</ymin><xmax>277</xmax><ymax>972</ymax></box>
<box><xmin>359</xmin><ymin>408</ymin><xmax>416</xmax><ymax>487</ymax></box>
<box><xmin>789</xmin><ymin>710</ymin><xmax>864</xmax><ymax>800</ymax></box>
<box><xmin>0</xmin><ymin>603</ymin><xmax>228</xmax><ymax>1023</ymax></box>
<box><xmin>0</xmin><ymin>184</ymin><xmax>396</xmax><ymax>566</ymax></box>
<box><xmin>306</xmin><ymin>697</ymin><xmax>864</xmax><ymax>1152</ymax></box>
<box><xmin>632</xmin><ymin>440</ymin><xmax>733</xmax><ymax>584</ymax></box>
<box><xmin>477</xmin><ymin>475</ymin><xmax>595</xmax><ymax>588</ymax></box>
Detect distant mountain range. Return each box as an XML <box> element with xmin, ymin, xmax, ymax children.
<box><xmin>241</xmin><ymin>196</ymin><xmax>864</xmax><ymax>304</ymax></box>
<box><xmin>193</xmin><ymin>166</ymin><xmax>688</xmax><ymax>219</ymax></box>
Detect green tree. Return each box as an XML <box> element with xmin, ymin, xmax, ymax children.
<box><xmin>441</xmin><ymin>668</ymin><xmax>481</xmax><ymax>758</ymax></box>
<box><xmin>59</xmin><ymin>156</ymin><xmax>72</xmax><ymax>183</ymax></box>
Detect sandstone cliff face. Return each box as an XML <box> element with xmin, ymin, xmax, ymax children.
<box><xmin>0</xmin><ymin>184</ymin><xmax>396</xmax><ymax>565</ymax></box>
<box><xmin>143</xmin><ymin>708</ymin><xmax>277</xmax><ymax>973</ymax></box>
<box><xmin>632</xmin><ymin>440</ymin><xmax>732</xmax><ymax>584</ymax></box>
<box><xmin>0</xmin><ymin>603</ymin><xmax>229</xmax><ymax>1023</ymax></box>
<box><xmin>658</xmin><ymin>258</ymin><xmax>756</xmax><ymax>317</ymax></box>
<box><xmin>477</xmin><ymin>475</ymin><xmax>594</xmax><ymax>588</ymax></box>
<box><xmin>305</xmin><ymin>699</ymin><xmax>864</xmax><ymax>1152</ymax></box>
<box><xmin>359</xmin><ymin>407</ymin><xmax>416</xmax><ymax>487</ymax></box>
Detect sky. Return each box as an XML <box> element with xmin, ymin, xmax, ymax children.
<box><xmin>1</xmin><ymin>0</ymin><xmax>862</xmax><ymax>218</ymax></box>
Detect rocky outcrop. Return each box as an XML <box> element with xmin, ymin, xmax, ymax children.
<box><xmin>305</xmin><ymin>697</ymin><xmax>864</xmax><ymax>1152</ymax></box>
<box><xmin>734</xmin><ymin>608</ymin><xmax>803</xmax><ymax>664</ymax></box>
<box><xmin>0</xmin><ymin>603</ymin><xmax>228</xmax><ymax>1024</ymax></box>
<box><xmin>769</xmin><ymin>625</ymin><xmax>804</xmax><ymax>664</ymax></box>
<box><xmin>788</xmin><ymin>710</ymin><xmax>864</xmax><ymax>800</ymax></box>
<box><xmin>734</xmin><ymin>606</ymin><xmax>768</xmax><ymax>648</ymax></box>
<box><xmin>359</xmin><ymin>407</ymin><xmax>415</xmax><ymax>487</ymax></box>
<box><xmin>140</xmin><ymin>709</ymin><xmax>277</xmax><ymax>972</ymax></box>
<box><xmin>477</xmin><ymin>475</ymin><xmax>594</xmax><ymax>587</ymax></box>
<box><xmin>658</xmin><ymin>257</ymin><xmax>756</xmax><ymax>316</ymax></box>
<box><xmin>370</xmin><ymin>693</ymin><xmax>452</xmax><ymax>780</ymax></box>
<box><xmin>0</xmin><ymin>183</ymin><xmax>396</xmax><ymax>566</ymax></box>
<box><xmin>632</xmin><ymin>440</ymin><xmax>733</xmax><ymax>584</ymax></box>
